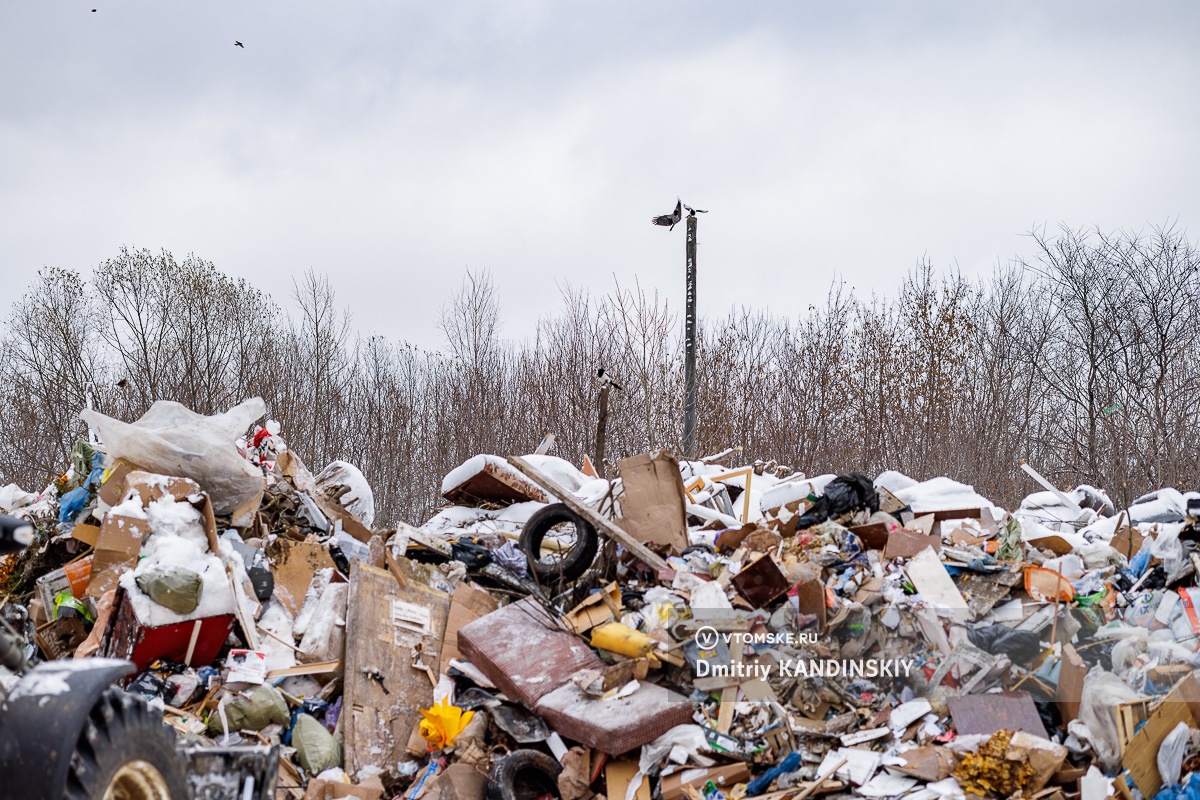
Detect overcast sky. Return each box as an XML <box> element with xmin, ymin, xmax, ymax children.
<box><xmin>2</xmin><ymin>2</ymin><xmax>1198</xmax><ymax>349</ymax></box>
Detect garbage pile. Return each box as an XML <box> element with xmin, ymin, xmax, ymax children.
<box><xmin>2</xmin><ymin>398</ymin><xmax>1200</xmax><ymax>800</ymax></box>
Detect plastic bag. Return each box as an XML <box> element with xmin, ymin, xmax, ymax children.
<box><xmin>1158</xmin><ymin>721</ymin><xmax>1190</xmax><ymax>789</ymax></box>
<box><xmin>206</xmin><ymin>684</ymin><xmax>289</xmax><ymax>735</ymax></box>
<box><xmin>1075</xmin><ymin>668</ymin><xmax>1147</xmax><ymax>771</ymax></box>
<box><xmin>315</xmin><ymin>460</ymin><xmax>375</xmax><ymax>527</ymax></box>
<box><xmin>293</xmin><ymin>712</ymin><xmax>342</xmax><ymax>773</ymax></box>
<box><xmin>81</xmin><ymin>398</ymin><xmax>265</xmax><ymax>524</ymax></box>
<box><xmin>967</xmin><ymin>625</ymin><xmax>1043</xmax><ymax>665</ymax></box>
<box><xmin>135</xmin><ymin>566</ymin><xmax>203</xmax><ymax>614</ymax></box>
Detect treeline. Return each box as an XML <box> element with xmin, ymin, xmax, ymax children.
<box><xmin>3</xmin><ymin>224</ymin><xmax>1198</xmax><ymax>525</ymax></box>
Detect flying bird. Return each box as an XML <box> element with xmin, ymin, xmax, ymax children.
<box><xmin>651</xmin><ymin>199</ymin><xmax>683</xmax><ymax>231</ymax></box>
<box><xmin>234</xmin><ymin>40</ymin><xmax>244</xmax><ymax>48</ymax></box>
<box><xmin>596</xmin><ymin>367</ymin><xmax>624</xmax><ymax>392</ymax></box>
<box><xmin>683</xmin><ymin>204</ymin><xmax>708</xmax><ymax>216</ymax></box>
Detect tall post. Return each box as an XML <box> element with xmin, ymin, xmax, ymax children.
<box><xmin>595</xmin><ymin>384</ymin><xmax>610</xmax><ymax>479</ymax></box>
<box><xmin>683</xmin><ymin>214</ymin><xmax>698</xmax><ymax>458</ymax></box>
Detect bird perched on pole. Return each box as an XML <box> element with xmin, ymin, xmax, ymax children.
<box><xmin>596</xmin><ymin>367</ymin><xmax>623</xmax><ymax>392</ymax></box>
<box><xmin>651</xmin><ymin>199</ymin><xmax>683</xmax><ymax>231</ymax></box>
<box><xmin>683</xmin><ymin>203</ymin><xmax>707</xmax><ymax>217</ymax></box>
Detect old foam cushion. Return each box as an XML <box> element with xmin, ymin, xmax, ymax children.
<box><xmin>535</xmin><ymin>681</ymin><xmax>694</xmax><ymax>755</ymax></box>
<box><xmin>457</xmin><ymin>597</ymin><xmax>604</xmax><ymax>708</ymax></box>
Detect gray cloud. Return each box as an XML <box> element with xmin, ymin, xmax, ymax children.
<box><xmin>1</xmin><ymin>2</ymin><xmax>1198</xmax><ymax>349</ymax></box>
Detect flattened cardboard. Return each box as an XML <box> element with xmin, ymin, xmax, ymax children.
<box><xmin>267</xmin><ymin>539</ymin><xmax>335</xmax><ymax>616</ymax></box>
<box><xmin>616</xmin><ymin>451</ymin><xmax>688</xmax><ymax>553</ymax></box>
<box><xmin>1056</xmin><ymin>643</ymin><xmax>1085</xmax><ymax>724</ymax></box>
<box><xmin>561</xmin><ymin>582</ymin><xmax>622</xmax><ymax>634</ymax></box>
<box><xmin>1027</xmin><ymin>536</ymin><xmax>1075</xmax><ymax>557</ymax></box>
<box><xmin>606</xmin><ymin>761</ymin><xmax>650</xmax><ymax>800</ymax></box>
<box><xmin>71</xmin><ymin>522</ymin><xmax>100</xmax><ymax>547</ymax></box>
<box><xmin>1122</xmin><ymin>674</ymin><xmax>1200</xmax><ymax>797</ymax></box>
<box><xmin>440</xmin><ymin>580</ymin><xmax>501</xmax><ymax>671</ymax></box>
<box><xmin>892</xmin><ymin>746</ymin><xmax>956</xmax><ymax>782</ymax></box>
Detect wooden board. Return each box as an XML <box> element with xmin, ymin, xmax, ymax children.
<box><xmin>343</xmin><ymin>562</ymin><xmax>450</xmax><ymax>776</ymax></box>
<box><xmin>507</xmin><ymin>455</ymin><xmax>670</xmax><ymax>572</ymax></box>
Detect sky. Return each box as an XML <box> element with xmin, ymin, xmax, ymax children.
<box><xmin>1</xmin><ymin>2</ymin><xmax>1198</xmax><ymax>349</ymax></box>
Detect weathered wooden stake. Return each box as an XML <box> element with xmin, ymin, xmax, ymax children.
<box><xmin>595</xmin><ymin>383</ymin><xmax>611</xmax><ymax>480</ymax></box>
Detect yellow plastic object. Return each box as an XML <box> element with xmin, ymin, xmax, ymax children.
<box><xmin>590</xmin><ymin>622</ymin><xmax>655</xmax><ymax>658</ymax></box>
<box><xmin>418</xmin><ymin>697</ymin><xmax>475</xmax><ymax>750</ymax></box>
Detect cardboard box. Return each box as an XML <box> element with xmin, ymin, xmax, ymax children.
<box><xmin>85</xmin><ymin>512</ymin><xmax>151</xmax><ymax>599</ymax></box>
<box><xmin>96</xmin><ymin>457</ymin><xmax>143</xmax><ymax>507</ymax></box>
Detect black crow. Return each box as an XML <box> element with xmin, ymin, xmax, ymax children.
<box><xmin>234</xmin><ymin>41</ymin><xmax>245</xmax><ymax>48</ymax></box>
<box><xmin>651</xmin><ymin>199</ymin><xmax>683</xmax><ymax>231</ymax></box>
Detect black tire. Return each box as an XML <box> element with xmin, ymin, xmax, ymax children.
<box><xmin>63</xmin><ymin>686</ymin><xmax>190</xmax><ymax>800</ymax></box>
<box><xmin>519</xmin><ymin>503</ymin><xmax>599</xmax><ymax>584</ymax></box>
<box><xmin>486</xmin><ymin>749</ymin><xmax>563</xmax><ymax>800</ymax></box>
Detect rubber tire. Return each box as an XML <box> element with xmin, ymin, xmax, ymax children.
<box><xmin>63</xmin><ymin>686</ymin><xmax>190</xmax><ymax>800</ymax></box>
<box><xmin>486</xmin><ymin>749</ymin><xmax>563</xmax><ymax>800</ymax></box>
<box><xmin>519</xmin><ymin>503</ymin><xmax>599</xmax><ymax>584</ymax></box>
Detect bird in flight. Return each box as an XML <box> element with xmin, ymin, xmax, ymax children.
<box><xmin>651</xmin><ymin>198</ymin><xmax>683</xmax><ymax>231</ymax></box>
<box><xmin>234</xmin><ymin>41</ymin><xmax>245</xmax><ymax>48</ymax></box>
<box><xmin>683</xmin><ymin>204</ymin><xmax>708</xmax><ymax>217</ymax></box>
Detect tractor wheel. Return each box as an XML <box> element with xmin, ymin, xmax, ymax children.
<box><xmin>63</xmin><ymin>686</ymin><xmax>189</xmax><ymax>800</ymax></box>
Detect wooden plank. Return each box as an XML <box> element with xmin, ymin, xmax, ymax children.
<box><xmin>507</xmin><ymin>455</ymin><xmax>671</xmax><ymax>572</ymax></box>
<box><xmin>716</xmin><ymin>637</ymin><xmax>743</xmax><ymax>733</ymax></box>
<box><xmin>267</xmin><ymin>659</ymin><xmax>339</xmax><ymax>679</ymax></box>
<box><xmin>343</xmin><ymin>561</ymin><xmax>450</xmax><ymax>775</ymax></box>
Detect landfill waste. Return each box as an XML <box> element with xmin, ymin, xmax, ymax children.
<box><xmin>1</xmin><ymin>401</ymin><xmax>1199</xmax><ymax>800</ymax></box>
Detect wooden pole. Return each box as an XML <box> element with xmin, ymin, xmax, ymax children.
<box><xmin>595</xmin><ymin>383</ymin><xmax>610</xmax><ymax>480</ymax></box>
<box><xmin>683</xmin><ymin>214</ymin><xmax>698</xmax><ymax>457</ymax></box>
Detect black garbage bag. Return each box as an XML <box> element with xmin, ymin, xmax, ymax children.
<box><xmin>452</xmin><ymin>540</ymin><xmax>493</xmax><ymax>569</ymax></box>
<box><xmin>795</xmin><ymin>472</ymin><xmax>879</xmax><ymax>530</ymax></box>
<box><xmin>967</xmin><ymin>625</ymin><xmax>1043</xmax><ymax>664</ymax></box>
